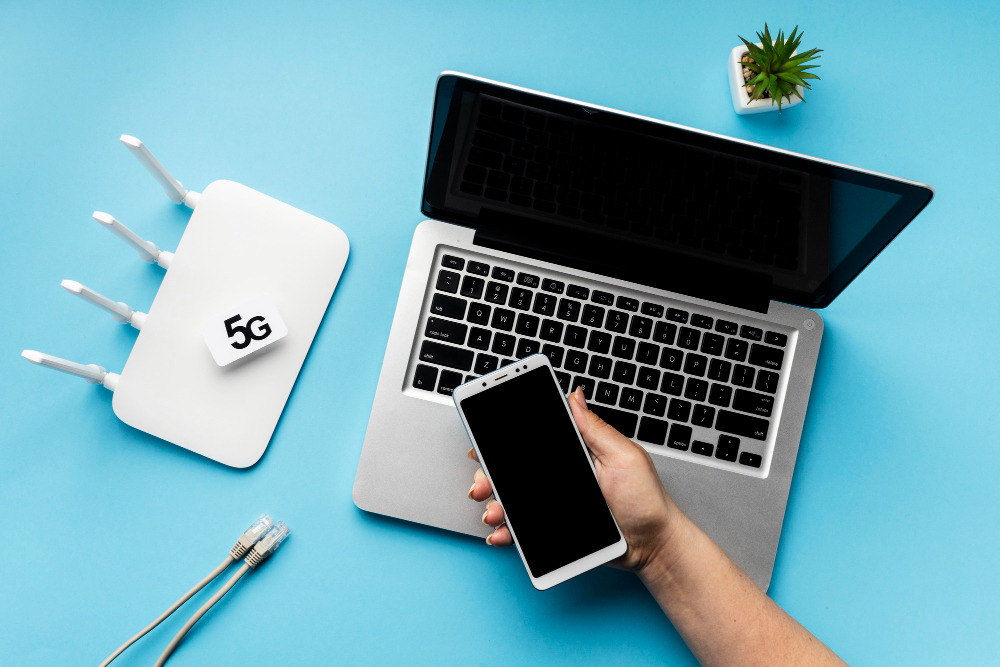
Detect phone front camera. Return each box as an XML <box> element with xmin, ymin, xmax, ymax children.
<box><xmin>515</xmin><ymin>368</ymin><xmax>520</xmax><ymax>372</ymax></box>
<box><xmin>523</xmin><ymin>365</ymin><xmax>528</xmax><ymax>369</ymax></box>
<box><xmin>482</xmin><ymin>382</ymin><xmax>486</xmax><ymax>387</ymax></box>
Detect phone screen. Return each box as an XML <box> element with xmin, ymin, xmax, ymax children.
<box><xmin>460</xmin><ymin>366</ymin><xmax>621</xmax><ymax>577</ymax></box>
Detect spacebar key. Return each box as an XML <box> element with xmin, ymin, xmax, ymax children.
<box><xmin>716</xmin><ymin>410</ymin><xmax>769</xmax><ymax>440</ymax></box>
<box><xmin>419</xmin><ymin>341</ymin><xmax>474</xmax><ymax>371</ymax></box>
<box><xmin>589</xmin><ymin>404</ymin><xmax>638</xmax><ymax>438</ymax></box>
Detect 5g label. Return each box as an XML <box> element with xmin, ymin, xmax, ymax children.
<box><xmin>203</xmin><ymin>295</ymin><xmax>288</xmax><ymax>366</ymax></box>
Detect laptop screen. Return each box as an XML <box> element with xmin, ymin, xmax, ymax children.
<box><xmin>421</xmin><ymin>74</ymin><xmax>933</xmax><ymax>310</ymax></box>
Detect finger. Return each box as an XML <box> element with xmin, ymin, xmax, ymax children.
<box><xmin>468</xmin><ymin>467</ymin><xmax>493</xmax><ymax>502</ymax></box>
<box><xmin>568</xmin><ymin>386</ymin><xmax>637</xmax><ymax>459</ymax></box>
<box><xmin>466</xmin><ymin>447</ymin><xmax>479</xmax><ymax>462</ymax></box>
<box><xmin>481</xmin><ymin>499</ymin><xmax>505</xmax><ymax>527</ymax></box>
<box><xmin>485</xmin><ymin>524</ymin><xmax>512</xmax><ymax>547</ymax></box>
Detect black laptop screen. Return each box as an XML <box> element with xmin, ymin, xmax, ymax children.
<box><xmin>421</xmin><ymin>74</ymin><xmax>933</xmax><ymax>310</ymax></box>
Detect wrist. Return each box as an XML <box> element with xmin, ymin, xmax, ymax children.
<box><xmin>635</xmin><ymin>502</ymin><xmax>696</xmax><ymax>588</ymax></box>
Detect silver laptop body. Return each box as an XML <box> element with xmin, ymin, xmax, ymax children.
<box><xmin>352</xmin><ymin>73</ymin><xmax>932</xmax><ymax>590</ymax></box>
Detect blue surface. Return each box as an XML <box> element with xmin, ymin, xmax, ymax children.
<box><xmin>2</xmin><ymin>1</ymin><xmax>998</xmax><ymax>664</ymax></box>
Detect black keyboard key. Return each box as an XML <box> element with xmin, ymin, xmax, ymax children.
<box><xmin>692</xmin><ymin>404</ymin><xmax>715</xmax><ymax>427</ymax></box>
<box><xmin>660</xmin><ymin>347</ymin><xmax>683</xmax><ymax>371</ymax></box>
<box><xmin>484</xmin><ymin>187</ymin><xmax>507</xmax><ymax>202</ymax></box>
<box><xmin>430</xmin><ymin>293</ymin><xmax>467</xmax><ymax>320</ymax></box>
<box><xmin>567</xmin><ymin>284</ymin><xmax>590</xmax><ymax>299</ymax></box>
<box><xmin>477</xmin><ymin>114</ymin><xmax>525</xmax><ymax>141</ymax></box>
<box><xmin>532</xmin><ymin>292</ymin><xmax>557</xmax><ymax>316</ymax></box>
<box><xmin>502</xmin><ymin>156</ymin><xmax>526</xmax><ymax>176</ymax></box>
<box><xmin>611</xmin><ymin>336</ymin><xmax>635</xmax><ymax>360</ymax></box>
<box><xmin>425</xmin><ymin>317</ymin><xmax>468</xmax><ymax>345</ymax></box>
<box><xmin>636</xmin><ymin>342</ymin><xmax>659</xmax><ymax>365</ymax></box>
<box><xmin>437</xmin><ymin>370</ymin><xmax>462</xmax><ymax>396</ymax></box>
<box><xmin>419</xmin><ymin>341</ymin><xmax>474</xmax><ymax>371</ymax></box>
<box><xmin>436</xmin><ymin>270</ymin><xmax>460</xmax><ymax>293</ymax></box>
<box><xmin>501</xmin><ymin>358</ymin><xmax>515</xmax><ymax>367</ymax></box>
<box><xmin>480</xmin><ymin>99</ymin><xmax>502</xmax><ymax>117</ymax></box>
<box><xmin>517</xmin><ymin>272</ymin><xmax>540</xmax><ymax>288</ymax></box>
<box><xmin>542</xmin><ymin>344</ymin><xmax>564</xmax><ymax>368</ymax></box>
<box><xmin>592</xmin><ymin>290</ymin><xmax>615</xmax><ymax>306</ymax></box>
<box><xmin>701</xmin><ymin>333</ymin><xmax>724</xmax><ymax>356</ymax></box>
<box><xmin>515</xmin><ymin>313</ymin><xmax>540</xmax><ymax>337</ymax></box>
<box><xmin>485</xmin><ymin>281</ymin><xmax>509</xmax><ymax>304</ymax></box>
<box><xmin>733</xmin><ymin>389</ymin><xmax>774</xmax><ymax>417</ymax></box>
<box><xmin>524</xmin><ymin>111</ymin><xmax>545</xmax><ymax>130</ymax></box>
<box><xmin>501</xmin><ymin>106</ymin><xmax>524</xmax><ymax>124</ymax></box>
<box><xmin>554</xmin><ymin>370</ymin><xmax>571</xmax><ymax>393</ymax></box>
<box><xmin>740</xmin><ymin>325</ymin><xmax>763</xmax><ymax>341</ymax></box>
<box><xmin>512</xmin><ymin>141</ymin><xmax>534</xmax><ymax>159</ymax></box>
<box><xmin>684</xmin><ymin>378</ymin><xmax>708</xmax><ymax>401</ymax></box>
<box><xmin>724</xmin><ymin>338</ymin><xmax>749</xmax><ymax>362</ymax></box>
<box><xmin>442</xmin><ymin>255</ymin><xmax>465</xmax><ymax>270</ymax></box>
<box><xmin>616</xmin><ymin>296</ymin><xmax>639</xmax><ymax>312</ymax></box>
<box><xmin>748</xmin><ymin>344</ymin><xmax>784</xmax><ymax>370</ymax></box>
<box><xmin>460</xmin><ymin>182</ymin><xmax>483</xmax><ymax>196</ymax></box>
<box><xmin>613</xmin><ymin>361</ymin><xmax>637</xmax><ymax>384</ymax></box>
<box><xmin>557</xmin><ymin>298</ymin><xmax>581</xmax><ymax>322</ymax></box>
<box><xmin>463</xmin><ymin>165</ymin><xmax>487</xmax><ymax>184</ymax></box>
<box><xmin>715</xmin><ymin>319</ymin><xmax>738</xmax><ymax>335</ymax></box>
<box><xmin>626</xmin><ymin>317</ymin><xmax>650</xmax><ymax>340</ymax></box>
<box><xmin>732</xmin><ymin>364</ymin><xmax>755</xmax><ymax>388</ymax></box>
<box><xmin>605</xmin><ymin>310</ymin><xmax>629</xmax><ymax>333</ymax></box>
<box><xmin>542</xmin><ymin>279</ymin><xmax>564</xmax><ymax>293</ymax></box>
<box><xmin>667</xmin><ymin>424</ymin><xmax>692</xmax><ymax>450</ymax></box>
<box><xmin>641</xmin><ymin>302</ymin><xmax>664</xmax><ymax>318</ymax></box>
<box><xmin>508</xmin><ymin>287</ymin><xmax>532</xmax><ymax>310</ymax></box>
<box><xmin>637</xmin><ymin>416</ymin><xmax>669</xmax><ymax>445</ymax></box>
<box><xmin>573</xmin><ymin>376</ymin><xmax>595</xmax><ymax>399</ymax></box>
<box><xmin>587</xmin><ymin>330</ymin><xmax>612</xmax><ymax>354</ymax></box>
<box><xmin>764</xmin><ymin>331</ymin><xmax>788</xmax><ymax>347</ymax></box>
<box><xmin>691</xmin><ymin>314</ymin><xmax>713</xmax><ymax>329</ymax></box>
<box><xmin>595</xmin><ymin>382</ymin><xmax>619</xmax><ymax>405</ymax></box>
<box><xmin>588</xmin><ymin>355</ymin><xmax>612</xmax><ymax>379</ymax></box>
<box><xmin>467</xmin><ymin>302</ymin><xmax>491</xmax><ymax>325</ymax></box>
<box><xmin>709</xmin><ymin>383</ymin><xmax>733</xmax><ymax>407</ymax></box>
<box><xmin>684</xmin><ymin>353</ymin><xmax>707</xmax><ymax>377</ymax></box>
<box><xmin>716</xmin><ymin>435</ymin><xmax>740</xmax><ymax>462</ymax></box>
<box><xmin>491</xmin><ymin>266</ymin><xmax>515</xmax><ymax>282</ymax></box>
<box><xmin>618</xmin><ymin>387</ymin><xmax>642</xmax><ymax>412</ymax></box>
<box><xmin>491</xmin><ymin>308</ymin><xmax>515</xmax><ymax>331</ymax></box>
<box><xmin>539</xmin><ymin>319</ymin><xmax>563</xmax><ymax>342</ymax></box>
<box><xmin>708</xmin><ymin>358</ymin><xmax>731</xmax><ymax>382</ymax></box>
<box><xmin>590</xmin><ymin>404</ymin><xmax>638</xmax><ymax>438</ymax></box>
<box><xmin>491</xmin><ymin>333</ymin><xmax>516</xmax><ymax>356</ymax></box>
<box><xmin>678</xmin><ymin>327</ymin><xmax>701</xmax><ymax>350</ymax></box>
<box><xmin>474</xmin><ymin>354</ymin><xmax>499</xmax><ymax>375</ymax></box>
<box><xmin>653</xmin><ymin>321</ymin><xmax>677</xmax><ymax>345</ymax></box>
<box><xmin>581</xmin><ymin>304</ymin><xmax>605</xmax><ymax>327</ymax></box>
<box><xmin>516</xmin><ymin>338</ymin><xmax>540</xmax><ymax>358</ymax></box>
<box><xmin>486</xmin><ymin>170</ymin><xmax>510</xmax><ymax>190</ymax></box>
<box><xmin>564</xmin><ymin>349</ymin><xmax>588</xmax><ymax>373</ymax></box>
<box><xmin>755</xmin><ymin>370</ymin><xmax>779</xmax><ymax>394</ymax></box>
<box><xmin>667</xmin><ymin>398</ymin><xmax>691</xmax><ymax>422</ymax></box>
<box><xmin>460</xmin><ymin>275</ymin><xmax>485</xmax><ymax>299</ymax></box>
<box><xmin>642</xmin><ymin>392</ymin><xmax>668</xmax><ymax>417</ymax></box>
<box><xmin>468</xmin><ymin>328</ymin><xmax>492</xmax><ymax>351</ymax></box>
<box><xmin>692</xmin><ymin>441</ymin><xmax>714</xmax><ymax>457</ymax></box>
<box><xmin>666</xmin><ymin>308</ymin><xmax>689</xmax><ymax>323</ymax></box>
<box><xmin>469</xmin><ymin>147</ymin><xmax>503</xmax><ymax>169</ymax></box>
<box><xmin>564</xmin><ymin>325</ymin><xmax>587</xmax><ymax>348</ymax></box>
<box><xmin>716</xmin><ymin>411</ymin><xmax>768</xmax><ymax>440</ymax></box>
<box><xmin>467</xmin><ymin>260</ymin><xmax>490</xmax><ymax>276</ymax></box>
<box><xmin>739</xmin><ymin>452</ymin><xmax>762</xmax><ymax>468</ymax></box>
<box><xmin>637</xmin><ymin>366</ymin><xmax>660</xmax><ymax>390</ymax></box>
<box><xmin>661</xmin><ymin>372</ymin><xmax>684</xmax><ymax>396</ymax></box>
<box><xmin>412</xmin><ymin>364</ymin><xmax>438</xmax><ymax>391</ymax></box>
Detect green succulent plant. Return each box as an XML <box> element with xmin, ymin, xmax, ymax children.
<box><xmin>739</xmin><ymin>24</ymin><xmax>822</xmax><ymax>111</ymax></box>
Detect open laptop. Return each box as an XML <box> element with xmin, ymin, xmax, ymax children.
<box><xmin>353</xmin><ymin>72</ymin><xmax>933</xmax><ymax>590</ymax></box>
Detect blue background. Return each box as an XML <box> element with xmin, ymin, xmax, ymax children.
<box><xmin>2</xmin><ymin>1</ymin><xmax>998</xmax><ymax>664</ymax></box>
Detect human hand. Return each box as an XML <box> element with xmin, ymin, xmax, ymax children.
<box><xmin>467</xmin><ymin>386</ymin><xmax>686</xmax><ymax>574</ymax></box>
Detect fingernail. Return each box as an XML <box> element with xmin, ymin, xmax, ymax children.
<box><xmin>468</xmin><ymin>482</ymin><xmax>477</xmax><ymax>499</ymax></box>
<box><xmin>485</xmin><ymin>533</ymin><xmax>493</xmax><ymax>546</ymax></box>
<box><xmin>482</xmin><ymin>509</ymin><xmax>490</xmax><ymax>525</ymax></box>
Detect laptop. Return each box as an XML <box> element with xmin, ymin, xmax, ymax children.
<box><xmin>353</xmin><ymin>72</ymin><xmax>933</xmax><ymax>590</ymax></box>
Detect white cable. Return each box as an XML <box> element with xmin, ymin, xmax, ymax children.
<box><xmin>98</xmin><ymin>514</ymin><xmax>274</xmax><ymax>667</ymax></box>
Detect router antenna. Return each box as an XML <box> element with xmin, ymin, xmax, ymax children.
<box><xmin>21</xmin><ymin>350</ymin><xmax>120</xmax><ymax>391</ymax></box>
<box><xmin>92</xmin><ymin>211</ymin><xmax>174</xmax><ymax>269</ymax></box>
<box><xmin>61</xmin><ymin>280</ymin><xmax>147</xmax><ymax>329</ymax></box>
<box><xmin>120</xmin><ymin>135</ymin><xmax>201</xmax><ymax>209</ymax></box>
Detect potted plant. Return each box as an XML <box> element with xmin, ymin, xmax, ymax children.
<box><xmin>728</xmin><ymin>24</ymin><xmax>822</xmax><ymax>114</ymax></box>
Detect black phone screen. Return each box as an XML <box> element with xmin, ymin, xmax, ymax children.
<box><xmin>460</xmin><ymin>366</ymin><xmax>621</xmax><ymax>577</ymax></box>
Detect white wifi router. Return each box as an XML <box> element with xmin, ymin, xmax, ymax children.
<box><xmin>22</xmin><ymin>136</ymin><xmax>349</xmax><ymax>467</ymax></box>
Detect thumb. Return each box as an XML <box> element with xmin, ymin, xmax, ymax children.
<box><xmin>568</xmin><ymin>387</ymin><xmax>635</xmax><ymax>460</ymax></box>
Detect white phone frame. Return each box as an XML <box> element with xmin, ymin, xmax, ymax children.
<box><xmin>452</xmin><ymin>353</ymin><xmax>628</xmax><ymax>590</ymax></box>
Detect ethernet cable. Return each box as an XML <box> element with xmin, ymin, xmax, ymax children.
<box><xmin>99</xmin><ymin>514</ymin><xmax>274</xmax><ymax>667</ymax></box>
<box><xmin>154</xmin><ymin>521</ymin><xmax>290</xmax><ymax>667</ymax></box>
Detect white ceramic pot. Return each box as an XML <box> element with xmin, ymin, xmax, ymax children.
<box><xmin>728</xmin><ymin>43</ymin><xmax>804</xmax><ymax>115</ymax></box>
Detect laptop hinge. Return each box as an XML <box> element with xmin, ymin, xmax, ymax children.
<box><xmin>472</xmin><ymin>209</ymin><xmax>771</xmax><ymax>313</ymax></box>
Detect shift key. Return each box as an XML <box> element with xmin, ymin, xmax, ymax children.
<box><xmin>716</xmin><ymin>410</ymin><xmax>769</xmax><ymax>440</ymax></box>
<box><xmin>419</xmin><ymin>341</ymin><xmax>474</xmax><ymax>371</ymax></box>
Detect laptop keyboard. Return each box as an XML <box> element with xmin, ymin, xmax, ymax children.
<box><xmin>407</xmin><ymin>250</ymin><xmax>794</xmax><ymax>478</ymax></box>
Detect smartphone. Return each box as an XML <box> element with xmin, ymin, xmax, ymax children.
<box><xmin>453</xmin><ymin>354</ymin><xmax>627</xmax><ymax>590</ymax></box>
